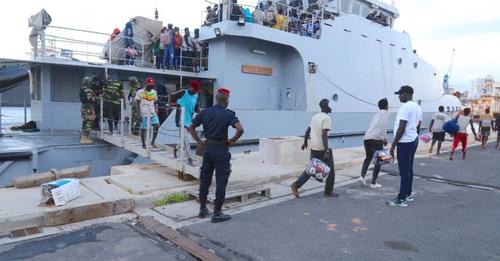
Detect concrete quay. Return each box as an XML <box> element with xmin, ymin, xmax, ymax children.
<box><xmin>0</xmin><ymin>134</ymin><xmax>490</xmax><ymax>239</ymax></box>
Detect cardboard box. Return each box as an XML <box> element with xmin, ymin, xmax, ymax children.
<box><xmin>41</xmin><ymin>178</ymin><xmax>81</xmax><ymax>207</ymax></box>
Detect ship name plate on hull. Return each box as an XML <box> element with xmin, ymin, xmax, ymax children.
<box><xmin>241</xmin><ymin>64</ymin><xmax>273</xmax><ymax>76</ymax></box>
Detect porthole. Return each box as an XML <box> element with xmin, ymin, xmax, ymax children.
<box><xmin>413</xmin><ymin>62</ymin><xmax>418</xmax><ymax>69</ymax></box>
<box><xmin>398</xmin><ymin>58</ymin><xmax>403</xmax><ymax>65</ymax></box>
<box><xmin>332</xmin><ymin>94</ymin><xmax>339</xmax><ymax>102</ymax></box>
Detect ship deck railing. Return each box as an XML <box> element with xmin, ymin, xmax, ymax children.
<box><xmin>202</xmin><ymin>0</ymin><xmax>337</xmax><ymax>40</ymax></box>
<box><xmin>97</xmin><ymin>97</ymin><xmax>201</xmax><ymax>178</ymax></box>
<box><xmin>31</xmin><ymin>25</ymin><xmax>209</xmax><ymax>74</ymax></box>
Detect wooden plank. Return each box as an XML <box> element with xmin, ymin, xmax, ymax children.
<box><xmin>44</xmin><ymin>199</ymin><xmax>134</xmax><ymax>227</ymax></box>
<box><xmin>138</xmin><ymin>216</ymin><xmax>224</xmax><ymax>261</ymax></box>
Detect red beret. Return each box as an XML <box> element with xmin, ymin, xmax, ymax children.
<box><xmin>217</xmin><ymin>88</ymin><xmax>230</xmax><ymax>96</ymax></box>
<box><xmin>190</xmin><ymin>80</ymin><xmax>200</xmax><ymax>90</ymax></box>
<box><xmin>145</xmin><ymin>77</ymin><xmax>155</xmax><ymax>86</ymax></box>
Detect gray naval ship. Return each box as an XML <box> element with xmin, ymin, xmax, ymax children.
<box><xmin>0</xmin><ymin>0</ymin><xmax>461</xmax><ymax>186</ymax></box>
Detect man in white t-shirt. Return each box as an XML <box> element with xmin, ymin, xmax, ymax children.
<box><xmin>291</xmin><ymin>99</ymin><xmax>337</xmax><ymax>198</ymax></box>
<box><xmin>428</xmin><ymin>105</ymin><xmax>449</xmax><ymax>155</ymax></box>
<box><xmin>386</xmin><ymin>86</ymin><xmax>422</xmax><ymax>208</ymax></box>
<box><xmin>135</xmin><ymin>77</ymin><xmax>160</xmax><ymax>149</ymax></box>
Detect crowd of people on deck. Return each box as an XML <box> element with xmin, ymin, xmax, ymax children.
<box><xmin>104</xmin><ymin>20</ymin><xmax>206</xmax><ymax>72</ymax></box>
<box><xmin>204</xmin><ymin>0</ymin><xmax>328</xmax><ymax>39</ymax></box>
<box><xmin>366</xmin><ymin>10</ymin><xmax>391</xmax><ymax>26</ymax></box>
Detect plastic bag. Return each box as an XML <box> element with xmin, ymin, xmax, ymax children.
<box><xmin>372</xmin><ymin>149</ymin><xmax>393</xmax><ymax>166</ymax></box>
<box><xmin>305</xmin><ymin>158</ymin><xmax>331</xmax><ymax>182</ymax></box>
<box><xmin>420</xmin><ymin>132</ymin><xmax>432</xmax><ymax>143</ymax></box>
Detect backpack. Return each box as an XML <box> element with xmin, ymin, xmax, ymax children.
<box><xmin>443</xmin><ymin>119</ymin><xmax>459</xmax><ymax>135</ymax></box>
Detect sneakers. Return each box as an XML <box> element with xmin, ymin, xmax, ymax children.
<box><xmin>211</xmin><ymin>212</ymin><xmax>231</xmax><ymax>223</ymax></box>
<box><xmin>386</xmin><ymin>198</ymin><xmax>408</xmax><ymax>207</ymax></box>
<box><xmin>290</xmin><ymin>182</ymin><xmax>300</xmax><ymax>198</ymax></box>
<box><xmin>358</xmin><ymin>176</ymin><xmax>367</xmax><ymax>186</ymax></box>
<box><xmin>406</xmin><ymin>193</ymin><xmax>415</xmax><ymax>202</ymax></box>
<box><xmin>198</xmin><ymin>207</ymin><xmax>210</xmax><ymax>218</ymax></box>
<box><xmin>370</xmin><ymin>183</ymin><xmax>382</xmax><ymax>189</ymax></box>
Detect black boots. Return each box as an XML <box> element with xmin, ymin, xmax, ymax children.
<box><xmin>211</xmin><ymin>205</ymin><xmax>231</xmax><ymax>223</ymax></box>
<box><xmin>211</xmin><ymin>211</ymin><xmax>231</xmax><ymax>223</ymax></box>
<box><xmin>198</xmin><ymin>207</ymin><xmax>210</xmax><ymax>218</ymax></box>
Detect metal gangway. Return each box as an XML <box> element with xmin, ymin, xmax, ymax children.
<box><xmin>97</xmin><ymin>98</ymin><xmax>201</xmax><ymax>180</ymax></box>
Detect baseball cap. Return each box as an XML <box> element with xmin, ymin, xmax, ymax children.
<box><xmin>394</xmin><ymin>85</ymin><xmax>414</xmax><ymax>95</ymax></box>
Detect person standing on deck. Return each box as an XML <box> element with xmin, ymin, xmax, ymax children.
<box><xmin>386</xmin><ymin>86</ymin><xmax>422</xmax><ymax>208</ymax></box>
<box><xmin>90</xmin><ymin>73</ymin><xmax>105</xmax><ymax>131</ymax></box>
<box><xmin>450</xmin><ymin>108</ymin><xmax>477</xmax><ymax>160</ymax></box>
<box><xmin>478</xmin><ymin>108</ymin><xmax>494</xmax><ymax>149</ymax></box>
<box><xmin>103</xmin><ymin>74</ymin><xmax>126</xmax><ymax>134</ymax></box>
<box><xmin>428</xmin><ymin>106</ymin><xmax>449</xmax><ymax>155</ymax></box>
<box><xmin>127</xmin><ymin>76</ymin><xmax>142</xmax><ymax>135</ymax></box>
<box><xmin>169</xmin><ymin>80</ymin><xmax>200</xmax><ymax>161</ymax></box>
<box><xmin>79</xmin><ymin>77</ymin><xmax>97</xmax><ymax>144</ymax></box>
<box><xmin>188</xmin><ymin>88</ymin><xmax>244</xmax><ymax>223</ymax></box>
<box><xmin>135</xmin><ymin>77</ymin><xmax>160</xmax><ymax>148</ymax></box>
<box><xmin>291</xmin><ymin>99</ymin><xmax>338</xmax><ymax>198</ymax></box>
<box><xmin>359</xmin><ymin>98</ymin><xmax>390</xmax><ymax>188</ymax></box>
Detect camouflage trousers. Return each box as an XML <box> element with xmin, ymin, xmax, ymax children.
<box><xmin>81</xmin><ymin>107</ymin><xmax>96</xmax><ymax>136</ymax></box>
<box><xmin>131</xmin><ymin>104</ymin><xmax>141</xmax><ymax>135</ymax></box>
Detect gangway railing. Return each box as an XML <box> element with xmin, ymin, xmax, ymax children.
<box><xmin>97</xmin><ymin>97</ymin><xmax>199</xmax><ymax>177</ymax></box>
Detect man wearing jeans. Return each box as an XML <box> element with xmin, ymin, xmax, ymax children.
<box><xmin>387</xmin><ymin>86</ymin><xmax>422</xmax><ymax>207</ymax></box>
<box><xmin>291</xmin><ymin>99</ymin><xmax>338</xmax><ymax>198</ymax></box>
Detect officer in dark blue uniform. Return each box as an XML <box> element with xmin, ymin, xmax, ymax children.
<box><xmin>188</xmin><ymin>88</ymin><xmax>244</xmax><ymax>223</ymax></box>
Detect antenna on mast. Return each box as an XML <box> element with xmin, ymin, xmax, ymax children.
<box><xmin>154</xmin><ymin>0</ymin><xmax>159</xmax><ymax>20</ymax></box>
<box><xmin>443</xmin><ymin>49</ymin><xmax>455</xmax><ymax>94</ymax></box>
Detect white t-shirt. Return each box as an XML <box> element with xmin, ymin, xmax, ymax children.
<box><xmin>479</xmin><ymin>114</ymin><xmax>494</xmax><ymax>128</ymax></box>
<box><xmin>135</xmin><ymin>89</ymin><xmax>158</xmax><ymax>117</ymax></box>
<box><xmin>309</xmin><ymin>112</ymin><xmax>331</xmax><ymax>151</ymax></box>
<box><xmin>457</xmin><ymin>115</ymin><xmax>471</xmax><ymax>133</ymax></box>
<box><xmin>431</xmin><ymin>112</ymin><xmax>449</xmax><ymax>132</ymax></box>
<box><xmin>394</xmin><ymin>101</ymin><xmax>423</xmax><ymax>143</ymax></box>
<box><xmin>364</xmin><ymin>110</ymin><xmax>390</xmax><ymax>140</ymax></box>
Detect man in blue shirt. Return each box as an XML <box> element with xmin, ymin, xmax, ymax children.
<box><xmin>170</xmin><ymin>80</ymin><xmax>200</xmax><ymax>161</ymax></box>
<box><xmin>188</xmin><ymin>88</ymin><xmax>244</xmax><ymax>223</ymax></box>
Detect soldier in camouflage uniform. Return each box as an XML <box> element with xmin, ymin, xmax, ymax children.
<box><xmin>127</xmin><ymin>76</ymin><xmax>142</xmax><ymax>135</ymax></box>
<box><xmin>80</xmin><ymin>76</ymin><xmax>97</xmax><ymax>144</ymax></box>
<box><xmin>103</xmin><ymin>74</ymin><xmax>126</xmax><ymax>134</ymax></box>
<box><xmin>91</xmin><ymin>74</ymin><xmax>105</xmax><ymax>131</ymax></box>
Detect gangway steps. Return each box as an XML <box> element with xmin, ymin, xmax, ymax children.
<box><xmin>101</xmin><ymin>133</ymin><xmax>201</xmax><ymax>179</ymax></box>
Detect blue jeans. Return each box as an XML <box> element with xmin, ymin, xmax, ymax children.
<box><xmin>163</xmin><ymin>45</ymin><xmax>174</xmax><ymax>68</ymax></box>
<box><xmin>397</xmin><ymin>138</ymin><xmax>418</xmax><ymax>200</ymax></box>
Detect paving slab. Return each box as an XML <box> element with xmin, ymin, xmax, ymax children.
<box><xmin>80</xmin><ymin>177</ymin><xmax>132</xmax><ymax>199</ymax></box>
<box><xmin>108</xmin><ymin>170</ymin><xmax>196</xmax><ymax>195</ymax></box>
<box><xmin>0</xmin><ymin>185</ymin><xmax>102</xmax><ymax>233</ymax></box>
<box><xmin>154</xmin><ymin>200</ymin><xmax>200</xmax><ymax>221</ymax></box>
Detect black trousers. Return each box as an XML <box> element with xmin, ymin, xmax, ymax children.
<box><xmin>361</xmin><ymin>139</ymin><xmax>384</xmax><ymax>183</ymax></box>
<box><xmin>295</xmin><ymin>149</ymin><xmax>335</xmax><ymax>194</ymax></box>
<box><xmin>104</xmin><ymin>101</ymin><xmax>120</xmax><ymax>132</ymax></box>
<box><xmin>199</xmin><ymin>145</ymin><xmax>231</xmax><ymax>212</ymax></box>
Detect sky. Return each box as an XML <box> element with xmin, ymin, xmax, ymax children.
<box><xmin>0</xmin><ymin>0</ymin><xmax>499</xmax><ymax>91</ymax></box>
